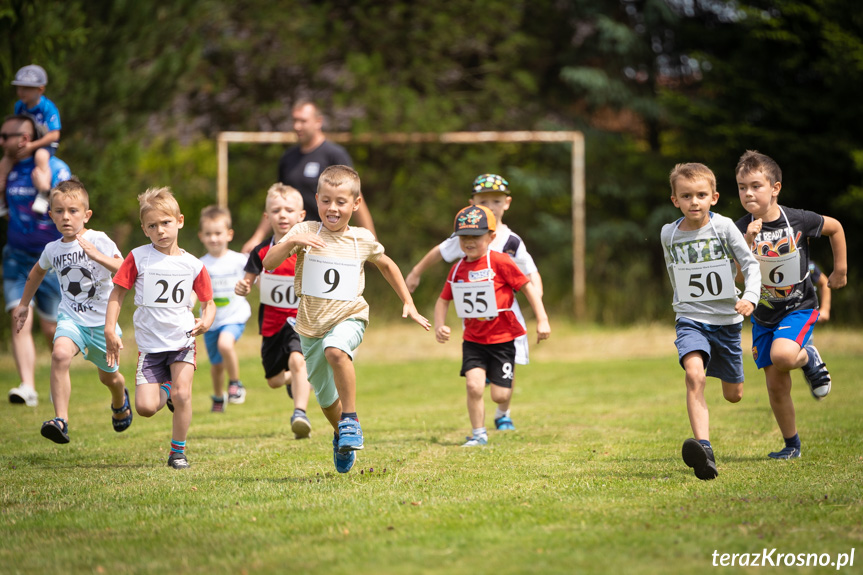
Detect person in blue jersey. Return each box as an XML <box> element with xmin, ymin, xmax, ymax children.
<box><xmin>0</xmin><ymin>65</ymin><xmax>62</xmax><ymax>216</ymax></box>
<box><xmin>2</xmin><ymin>113</ymin><xmax>72</xmax><ymax>407</ymax></box>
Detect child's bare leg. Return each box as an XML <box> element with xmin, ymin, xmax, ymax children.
<box><xmin>266</xmin><ymin>372</ymin><xmax>288</xmax><ymax>389</ymax></box>
<box><xmin>770</xmin><ymin>339</ymin><xmax>807</xmax><ymax>372</ymax></box>
<box><xmin>98</xmin><ymin>367</ymin><xmax>127</xmax><ymax>419</ymax></box>
<box><xmin>721</xmin><ymin>381</ymin><xmax>743</xmax><ymax>403</ymax></box>
<box><xmin>288</xmin><ymin>351</ymin><xmax>310</xmax><ymax>411</ymax></box>
<box><xmin>169</xmin><ymin>361</ymin><xmax>195</xmax><ymax>443</ymax></box>
<box><xmin>218</xmin><ymin>331</ymin><xmax>240</xmax><ymax>382</ymax></box>
<box><xmin>10</xmin><ymin>308</ymin><xmax>37</xmax><ymax>390</ymax></box>
<box><xmin>31</xmin><ymin>149</ymin><xmax>52</xmax><ymax>193</ymax></box>
<box><xmin>49</xmin><ymin>337</ymin><xmax>78</xmax><ymax>422</ymax></box>
<box><xmin>682</xmin><ymin>352</ymin><xmax>709</xmax><ymax>440</ymax></box>
<box><xmin>210</xmin><ymin>362</ymin><xmax>225</xmax><ymax>397</ymax></box>
<box><xmin>321</xmin><ymin>398</ymin><xmax>343</xmax><ymax>431</ymax></box>
<box><xmin>465</xmin><ymin>367</ymin><xmax>487</xmax><ymax>430</ymax></box>
<box><xmin>489</xmin><ymin>383</ymin><xmax>513</xmax><ymax>412</ymax></box>
<box><xmin>135</xmin><ymin>383</ymin><xmax>163</xmax><ymax>417</ymax></box>
<box><xmin>325</xmin><ymin>347</ymin><xmax>356</xmax><ymax>413</ymax></box>
<box><xmin>763</xmin><ymin>365</ymin><xmax>797</xmax><ymax>439</ymax></box>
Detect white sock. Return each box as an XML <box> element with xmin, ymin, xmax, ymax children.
<box><xmin>494</xmin><ymin>408</ymin><xmax>510</xmax><ymax>419</ymax></box>
<box><xmin>472</xmin><ymin>427</ymin><xmax>487</xmax><ymax>438</ymax></box>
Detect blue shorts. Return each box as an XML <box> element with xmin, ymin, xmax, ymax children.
<box><xmin>3</xmin><ymin>244</ymin><xmax>61</xmax><ymax>321</ymax></box>
<box><xmin>203</xmin><ymin>323</ymin><xmax>246</xmax><ymax>365</ymax></box>
<box><xmin>751</xmin><ymin>309</ymin><xmax>819</xmax><ymax>369</ymax></box>
<box><xmin>674</xmin><ymin>318</ymin><xmax>744</xmax><ymax>383</ymax></box>
<box><xmin>54</xmin><ymin>313</ymin><xmax>122</xmax><ymax>373</ymax></box>
<box><xmin>300</xmin><ymin>319</ymin><xmax>366</xmax><ymax>410</ymax></box>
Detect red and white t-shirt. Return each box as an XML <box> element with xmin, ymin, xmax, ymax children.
<box><xmin>245</xmin><ymin>237</ymin><xmax>299</xmax><ymax>337</ymax></box>
<box><xmin>440</xmin><ymin>250</ymin><xmax>529</xmax><ymax>345</ymax></box>
<box><xmin>113</xmin><ymin>244</ymin><xmax>213</xmax><ymax>353</ymax></box>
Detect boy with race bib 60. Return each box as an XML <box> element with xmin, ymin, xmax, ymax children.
<box><xmin>105</xmin><ymin>188</ymin><xmax>215</xmax><ymax>469</ymax></box>
<box><xmin>735</xmin><ymin>150</ymin><xmax>847</xmax><ymax>460</ymax></box>
<box><xmin>661</xmin><ymin>163</ymin><xmax>761</xmax><ymax>480</ymax></box>
<box><xmin>433</xmin><ymin>205</ymin><xmax>550</xmax><ymax>448</ymax></box>
<box><xmin>235</xmin><ymin>184</ymin><xmax>314</xmax><ymax>439</ymax></box>
<box><xmin>262</xmin><ymin>166</ymin><xmax>430</xmax><ymax>473</ymax></box>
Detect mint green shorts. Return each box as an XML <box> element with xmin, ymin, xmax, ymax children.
<box><xmin>54</xmin><ymin>312</ymin><xmax>123</xmax><ymax>373</ymax></box>
<box><xmin>300</xmin><ymin>319</ymin><xmax>366</xmax><ymax>409</ymax></box>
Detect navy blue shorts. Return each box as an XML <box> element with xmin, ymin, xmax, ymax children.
<box><xmin>674</xmin><ymin>318</ymin><xmax>744</xmax><ymax>383</ymax></box>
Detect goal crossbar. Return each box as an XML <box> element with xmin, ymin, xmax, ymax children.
<box><xmin>217</xmin><ymin>130</ymin><xmax>586</xmax><ymax>320</ymax></box>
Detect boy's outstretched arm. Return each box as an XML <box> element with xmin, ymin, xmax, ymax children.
<box><xmin>234</xmin><ymin>272</ymin><xmax>258</xmax><ymax>296</ymax></box>
<box><xmin>77</xmin><ymin>235</ymin><xmax>123</xmax><ymax>274</ymax></box>
<box><xmin>821</xmin><ymin>216</ymin><xmax>847</xmax><ymax>289</ymax></box>
<box><xmin>527</xmin><ymin>271</ymin><xmax>544</xmax><ymax>298</ymax></box>
<box><xmin>263</xmin><ymin>233</ymin><xmax>327</xmax><ymax>271</ymax></box>
<box><xmin>433</xmin><ymin>297</ymin><xmax>451</xmax><ymax>343</ymax></box>
<box><xmin>104</xmin><ymin>286</ymin><xmax>128</xmax><ymax>368</ymax></box>
<box><xmin>520</xmin><ymin>282</ymin><xmax>551</xmax><ymax>343</ymax></box>
<box><xmin>12</xmin><ymin>263</ymin><xmax>48</xmax><ymax>333</ymax></box>
<box><xmin>405</xmin><ymin>245</ymin><xmax>443</xmax><ymax>293</ymax></box>
<box><xmin>373</xmin><ymin>254</ymin><xmax>431</xmax><ymax>330</ymax></box>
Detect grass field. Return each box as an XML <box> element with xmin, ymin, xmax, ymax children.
<box><xmin>1</xmin><ymin>322</ymin><xmax>861</xmax><ymax>574</ymax></box>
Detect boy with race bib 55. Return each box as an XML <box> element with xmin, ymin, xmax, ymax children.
<box><xmin>735</xmin><ymin>150</ymin><xmax>847</xmax><ymax>461</ymax></box>
<box><xmin>661</xmin><ymin>163</ymin><xmax>761</xmax><ymax>480</ymax></box>
<box><xmin>262</xmin><ymin>166</ymin><xmax>430</xmax><ymax>473</ymax></box>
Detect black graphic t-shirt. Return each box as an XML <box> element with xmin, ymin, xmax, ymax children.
<box><xmin>735</xmin><ymin>206</ymin><xmax>824</xmax><ymax>327</ymax></box>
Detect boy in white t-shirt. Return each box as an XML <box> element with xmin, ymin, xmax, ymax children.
<box><xmin>406</xmin><ymin>174</ymin><xmax>545</xmax><ymax>431</ymax></box>
<box><xmin>13</xmin><ymin>179</ymin><xmax>131</xmax><ymax>444</ymax></box>
<box><xmin>105</xmin><ymin>187</ymin><xmax>215</xmax><ymax>469</ymax></box>
<box><xmin>198</xmin><ymin>205</ymin><xmax>252</xmax><ymax>412</ymax></box>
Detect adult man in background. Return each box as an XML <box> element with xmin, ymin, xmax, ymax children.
<box><xmin>2</xmin><ymin>114</ymin><xmax>72</xmax><ymax>406</ymax></box>
<box><xmin>242</xmin><ymin>101</ymin><xmax>376</xmax><ymax>252</ymax></box>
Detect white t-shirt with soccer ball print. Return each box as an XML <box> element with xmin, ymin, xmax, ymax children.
<box><xmin>38</xmin><ymin>229</ymin><xmax>121</xmax><ymax>327</ymax></box>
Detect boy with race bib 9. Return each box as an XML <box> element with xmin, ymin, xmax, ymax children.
<box><xmin>198</xmin><ymin>205</ymin><xmax>252</xmax><ymax>412</ymax></box>
<box><xmin>105</xmin><ymin>188</ymin><xmax>215</xmax><ymax>469</ymax></box>
<box><xmin>661</xmin><ymin>163</ymin><xmax>761</xmax><ymax>480</ymax></box>
<box><xmin>433</xmin><ymin>205</ymin><xmax>550</xmax><ymax>448</ymax></box>
<box><xmin>13</xmin><ymin>179</ymin><xmax>132</xmax><ymax>443</ymax></box>
<box><xmin>734</xmin><ymin>150</ymin><xmax>847</xmax><ymax>460</ymax></box>
<box><xmin>262</xmin><ymin>166</ymin><xmax>430</xmax><ymax>473</ymax></box>
<box><xmin>234</xmin><ymin>184</ymin><xmax>314</xmax><ymax>439</ymax></box>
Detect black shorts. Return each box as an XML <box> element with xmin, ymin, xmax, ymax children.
<box><xmin>460</xmin><ymin>340</ymin><xmax>516</xmax><ymax>388</ymax></box>
<box><xmin>261</xmin><ymin>321</ymin><xmax>303</xmax><ymax>379</ymax></box>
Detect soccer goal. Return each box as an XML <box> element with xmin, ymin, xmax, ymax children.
<box><xmin>216</xmin><ymin>130</ymin><xmax>586</xmax><ymax>320</ymax></box>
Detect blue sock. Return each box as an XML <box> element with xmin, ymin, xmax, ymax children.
<box><xmin>698</xmin><ymin>439</ymin><xmax>712</xmax><ymax>449</ymax></box>
<box><xmin>785</xmin><ymin>433</ymin><xmax>801</xmax><ymax>449</ymax></box>
<box><xmin>341</xmin><ymin>412</ymin><xmax>358</xmax><ymax>421</ymax></box>
<box><xmin>170</xmin><ymin>439</ymin><xmax>186</xmax><ymax>454</ymax></box>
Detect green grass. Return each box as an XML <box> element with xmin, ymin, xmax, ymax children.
<box><xmin>1</xmin><ymin>325</ymin><xmax>862</xmax><ymax>574</ymax></box>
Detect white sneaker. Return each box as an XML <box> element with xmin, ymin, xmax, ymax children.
<box><xmin>9</xmin><ymin>385</ymin><xmax>39</xmax><ymax>407</ymax></box>
<box><xmin>31</xmin><ymin>194</ymin><xmax>49</xmax><ymax>214</ymax></box>
<box><xmin>0</xmin><ymin>202</ymin><xmax>8</xmax><ymax>217</ymax></box>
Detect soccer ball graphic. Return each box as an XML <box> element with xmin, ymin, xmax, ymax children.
<box><xmin>60</xmin><ymin>266</ymin><xmax>97</xmax><ymax>303</ymax></box>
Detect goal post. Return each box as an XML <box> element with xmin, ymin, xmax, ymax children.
<box><xmin>217</xmin><ymin>130</ymin><xmax>586</xmax><ymax>320</ymax></box>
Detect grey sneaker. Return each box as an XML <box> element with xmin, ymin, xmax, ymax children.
<box><xmin>682</xmin><ymin>438</ymin><xmax>718</xmax><ymax>480</ymax></box>
<box><xmin>290</xmin><ymin>413</ymin><xmax>311</xmax><ymax>439</ymax></box>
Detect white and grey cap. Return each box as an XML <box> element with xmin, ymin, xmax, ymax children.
<box><xmin>12</xmin><ymin>65</ymin><xmax>48</xmax><ymax>87</ymax></box>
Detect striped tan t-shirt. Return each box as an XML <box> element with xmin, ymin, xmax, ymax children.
<box><xmin>283</xmin><ymin>221</ymin><xmax>384</xmax><ymax>338</ymax></box>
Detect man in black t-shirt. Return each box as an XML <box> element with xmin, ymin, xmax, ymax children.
<box><xmin>242</xmin><ymin>101</ymin><xmax>376</xmax><ymax>252</ymax></box>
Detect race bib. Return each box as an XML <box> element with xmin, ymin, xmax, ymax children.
<box><xmin>210</xmin><ymin>276</ymin><xmax>236</xmax><ymax>307</ymax></box>
<box><xmin>142</xmin><ymin>268</ymin><xmax>194</xmax><ymax>307</ymax></box>
<box><xmin>260</xmin><ymin>273</ymin><xmax>298</xmax><ymax>309</ymax></box>
<box><xmin>672</xmin><ymin>259</ymin><xmax>736</xmax><ymax>303</ymax></box>
<box><xmin>755</xmin><ymin>250</ymin><xmax>803</xmax><ymax>288</ymax></box>
<box><xmin>451</xmin><ymin>280</ymin><xmax>499</xmax><ymax>319</ymax></box>
<box><xmin>301</xmin><ymin>254</ymin><xmax>361</xmax><ymax>301</ymax></box>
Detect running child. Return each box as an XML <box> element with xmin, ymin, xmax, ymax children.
<box><xmin>660</xmin><ymin>163</ymin><xmax>761</xmax><ymax>480</ymax></box>
<box><xmin>262</xmin><ymin>166</ymin><xmax>430</xmax><ymax>473</ymax></box>
<box><xmin>735</xmin><ymin>150</ymin><xmax>847</xmax><ymax>460</ymax></box>
<box><xmin>434</xmin><ymin>205</ymin><xmax>550</xmax><ymax>447</ymax></box>
<box><xmin>406</xmin><ymin>174</ymin><xmax>545</xmax><ymax>431</ymax></box>
<box><xmin>234</xmin><ymin>184</ymin><xmax>314</xmax><ymax>439</ymax></box>
<box><xmin>13</xmin><ymin>179</ymin><xmax>131</xmax><ymax>443</ymax></box>
<box><xmin>198</xmin><ymin>205</ymin><xmax>252</xmax><ymax>412</ymax></box>
<box><xmin>105</xmin><ymin>187</ymin><xmax>215</xmax><ymax>469</ymax></box>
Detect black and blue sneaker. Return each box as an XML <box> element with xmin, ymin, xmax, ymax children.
<box><xmin>494</xmin><ymin>415</ymin><xmax>516</xmax><ymax>431</ymax></box>
<box><xmin>801</xmin><ymin>344</ymin><xmax>831</xmax><ymax>400</ymax></box>
<box><xmin>333</xmin><ymin>433</ymin><xmax>356</xmax><ymax>473</ymax></box>
<box><xmin>682</xmin><ymin>438</ymin><xmax>718</xmax><ymax>480</ymax></box>
<box><xmin>337</xmin><ymin>418</ymin><xmax>364</xmax><ymax>453</ymax></box>
<box><xmin>768</xmin><ymin>445</ymin><xmax>801</xmax><ymax>460</ymax></box>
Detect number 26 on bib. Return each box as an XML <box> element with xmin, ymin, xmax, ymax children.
<box><xmin>142</xmin><ymin>269</ymin><xmax>194</xmax><ymax>307</ymax></box>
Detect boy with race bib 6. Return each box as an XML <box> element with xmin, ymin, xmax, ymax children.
<box><xmin>105</xmin><ymin>188</ymin><xmax>215</xmax><ymax>469</ymax></box>
<box><xmin>262</xmin><ymin>166</ymin><xmax>430</xmax><ymax>473</ymax></box>
<box><xmin>433</xmin><ymin>205</ymin><xmax>550</xmax><ymax>448</ymax></box>
<box><xmin>735</xmin><ymin>150</ymin><xmax>847</xmax><ymax>460</ymax></box>
<box><xmin>234</xmin><ymin>184</ymin><xmax>314</xmax><ymax>439</ymax></box>
<box><xmin>661</xmin><ymin>163</ymin><xmax>761</xmax><ymax>480</ymax></box>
